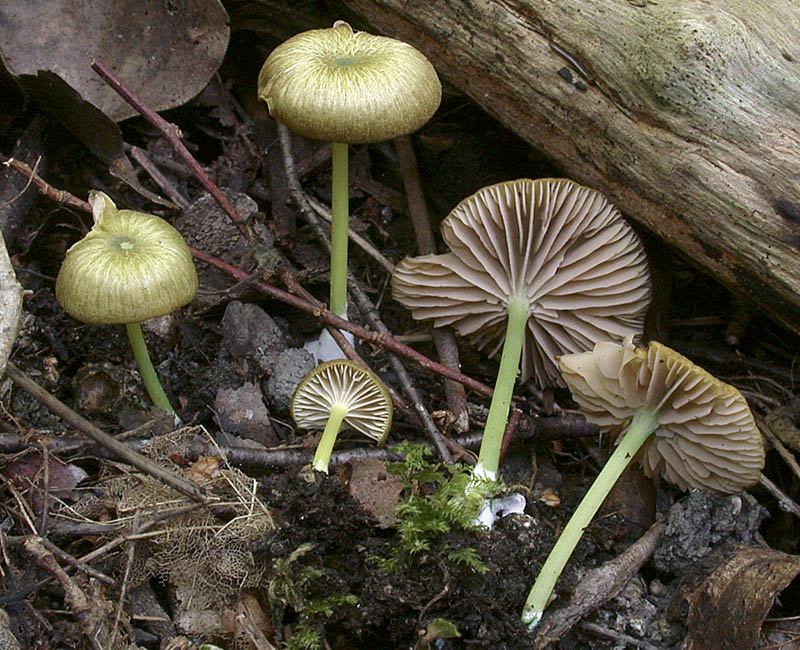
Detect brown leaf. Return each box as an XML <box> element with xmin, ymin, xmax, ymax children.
<box><xmin>4</xmin><ymin>452</ymin><xmax>88</xmax><ymax>513</ymax></box>
<box><xmin>0</xmin><ymin>0</ymin><xmax>230</xmax><ymax>122</ymax></box>
<box><xmin>343</xmin><ymin>457</ymin><xmax>404</xmax><ymax>528</ymax></box>
<box><xmin>670</xmin><ymin>544</ymin><xmax>800</xmax><ymax>650</ymax></box>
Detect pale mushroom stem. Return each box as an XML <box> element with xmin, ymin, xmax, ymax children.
<box><xmin>522</xmin><ymin>406</ymin><xmax>660</xmax><ymax>630</ymax></box>
<box><xmin>312</xmin><ymin>402</ymin><xmax>348</xmax><ymax>474</ymax></box>
<box><xmin>329</xmin><ymin>142</ymin><xmax>349</xmax><ymax>319</ymax></box>
<box><xmin>474</xmin><ymin>296</ymin><xmax>530</xmax><ymax>480</ymax></box>
<box><xmin>125</xmin><ymin>322</ymin><xmax>176</xmax><ymax>416</ymax></box>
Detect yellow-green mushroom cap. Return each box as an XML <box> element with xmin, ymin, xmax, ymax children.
<box><xmin>55</xmin><ymin>191</ymin><xmax>198</xmax><ymax>324</ymax></box>
<box><xmin>291</xmin><ymin>359</ymin><xmax>393</xmax><ymax>445</ymax></box>
<box><xmin>258</xmin><ymin>21</ymin><xmax>441</xmax><ymax>144</ymax></box>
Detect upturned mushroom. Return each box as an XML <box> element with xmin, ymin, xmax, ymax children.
<box><xmin>258</xmin><ymin>21</ymin><xmax>441</xmax><ymax>361</ymax></box>
<box><xmin>56</xmin><ymin>191</ymin><xmax>197</xmax><ymax>416</ymax></box>
<box><xmin>291</xmin><ymin>359</ymin><xmax>392</xmax><ymax>474</ymax></box>
<box><xmin>521</xmin><ymin>336</ymin><xmax>765</xmax><ymax>629</ymax></box>
<box><xmin>392</xmin><ymin>178</ymin><xmax>651</xmax><ymax>481</ymax></box>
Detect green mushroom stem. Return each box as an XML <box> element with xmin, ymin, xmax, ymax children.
<box><xmin>312</xmin><ymin>402</ymin><xmax>348</xmax><ymax>473</ymax></box>
<box><xmin>329</xmin><ymin>142</ymin><xmax>350</xmax><ymax>318</ymax></box>
<box><xmin>125</xmin><ymin>322</ymin><xmax>176</xmax><ymax>416</ymax></box>
<box><xmin>521</xmin><ymin>406</ymin><xmax>660</xmax><ymax>630</ymax></box>
<box><xmin>473</xmin><ymin>296</ymin><xmax>530</xmax><ymax>481</ymax></box>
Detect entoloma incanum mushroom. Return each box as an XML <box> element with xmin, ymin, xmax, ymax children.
<box><xmin>56</xmin><ymin>191</ymin><xmax>197</xmax><ymax>416</ymax></box>
<box><xmin>259</xmin><ymin>21</ymin><xmax>441</xmax><ymax>361</ymax></box>
<box><xmin>291</xmin><ymin>359</ymin><xmax>392</xmax><ymax>473</ymax></box>
<box><xmin>392</xmin><ymin>178</ymin><xmax>651</xmax><ymax>481</ymax></box>
<box><xmin>521</xmin><ymin>336</ymin><xmax>765</xmax><ymax>629</ymax></box>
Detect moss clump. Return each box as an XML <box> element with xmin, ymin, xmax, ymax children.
<box><xmin>375</xmin><ymin>442</ymin><xmax>506</xmax><ymax>574</ymax></box>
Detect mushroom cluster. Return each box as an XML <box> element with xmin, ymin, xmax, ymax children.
<box><xmin>522</xmin><ymin>336</ymin><xmax>765</xmax><ymax>629</ymax></box>
<box><xmin>259</xmin><ymin>21</ymin><xmax>441</xmax><ymax>361</ymax></box>
<box><xmin>56</xmin><ymin>191</ymin><xmax>197</xmax><ymax>415</ymax></box>
<box><xmin>393</xmin><ymin>178</ymin><xmax>651</xmax><ymax>480</ymax></box>
<box><xmin>291</xmin><ymin>359</ymin><xmax>393</xmax><ymax>474</ymax></box>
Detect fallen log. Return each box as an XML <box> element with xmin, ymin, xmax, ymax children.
<box><xmin>343</xmin><ymin>0</ymin><xmax>800</xmax><ymax>334</ymax></box>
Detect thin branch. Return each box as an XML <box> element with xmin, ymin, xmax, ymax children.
<box><xmin>91</xmin><ymin>58</ymin><xmax>249</xmax><ymax>238</ymax></box>
<box><xmin>395</xmin><ymin>134</ymin><xmax>469</xmax><ymax>433</ymax></box>
<box><xmin>4</xmin><ymin>363</ymin><xmax>208</xmax><ymax>504</ymax></box>
<box><xmin>4</xmin><ymin>143</ymin><xmax>498</xmax><ymax>402</ymax></box>
<box><xmin>279</xmin><ymin>125</ymin><xmax>453</xmax><ymax>462</ymax></box>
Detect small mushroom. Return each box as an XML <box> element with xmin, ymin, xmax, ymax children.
<box><xmin>521</xmin><ymin>335</ymin><xmax>765</xmax><ymax>629</ymax></box>
<box><xmin>259</xmin><ymin>21</ymin><xmax>441</xmax><ymax>358</ymax></box>
<box><xmin>392</xmin><ymin>178</ymin><xmax>650</xmax><ymax>480</ymax></box>
<box><xmin>291</xmin><ymin>359</ymin><xmax>393</xmax><ymax>474</ymax></box>
<box><xmin>56</xmin><ymin>191</ymin><xmax>197</xmax><ymax>415</ymax></box>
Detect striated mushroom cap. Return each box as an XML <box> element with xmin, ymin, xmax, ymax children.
<box><xmin>56</xmin><ymin>191</ymin><xmax>197</xmax><ymax>325</ymax></box>
<box><xmin>559</xmin><ymin>336</ymin><xmax>764</xmax><ymax>492</ymax></box>
<box><xmin>392</xmin><ymin>178</ymin><xmax>651</xmax><ymax>387</ymax></box>
<box><xmin>291</xmin><ymin>359</ymin><xmax>393</xmax><ymax>444</ymax></box>
<box><xmin>258</xmin><ymin>21</ymin><xmax>441</xmax><ymax>144</ymax></box>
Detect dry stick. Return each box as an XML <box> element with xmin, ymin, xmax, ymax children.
<box><xmin>39</xmin><ymin>537</ymin><xmax>115</xmax><ymax>586</ymax></box>
<box><xmin>533</xmin><ymin>520</ymin><xmax>664</xmax><ymax>649</ymax></box>
<box><xmin>24</xmin><ymin>536</ymin><xmax>106</xmax><ymax>650</ymax></box>
<box><xmin>347</xmin><ymin>278</ymin><xmax>453</xmax><ymax>463</ymax></box>
<box><xmin>395</xmin><ymin>134</ymin><xmax>470</xmax><ymax>434</ymax></box>
<box><xmin>90</xmin><ymin>59</ymin><xmax>249</xmax><ymax>238</ymax></box>
<box><xmin>306</xmin><ymin>193</ymin><xmax>395</xmax><ymax>274</ymax></box>
<box><xmin>4</xmin><ymin>363</ymin><xmax>208</xmax><ymax>504</ymax></box>
<box><xmin>759</xmin><ymin>473</ymin><xmax>800</xmax><ymax>520</ymax></box>
<box><xmin>128</xmin><ymin>146</ymin><xmax>190</xmax><ymax>209</ymax></box>
<box><xmin>4</xmin><ymin>155</ymin><xmax>496</xmax><ymax>400</ymax></box>
<box><xmin>278</xmin><ymin>124</ymin><xmax>453</xmax><ymax>463</ymax></box>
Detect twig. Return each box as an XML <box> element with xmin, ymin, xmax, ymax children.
<box><xmin>23</xmin><ymin>536</ymin><xmax>106</xmax><ymax>650</ymax></box>
<box><xmin>534</xmin><ymin>521</ymin><xmax>664</xmax><ymax>648</ymax></box>
<box><xmin>305</xmin><ymin>193</ymin><xmax>395</xmax><ymax>274</ymax></box>
<box><xmin>347</xmin><ymin>277</ymin><xmax>453</xmax><ymax>462</ymax></box>
<box><xmin>279</xmin><ymin>125</ymin><xmax>454</xmax><ymax>460</ymax></box>
<box><xmin>38</xmin><ymin>537</ymin><xmax>114</xmax><ymax>586</ymax></box>
<box><xmin>395</xmin><ymin>134</ymin><xmax>469</xmax><ymax>433</ymax></box>
<box><xmin>0</xmin><ymin>155</ymin><xmax>40</xmax><ymax>210</ymax></box>
<box><xmin>128</xmin><ymin>146</ymin><xmax>189</xmax><ymax>209</ymax></box>
<box><xmin>759</xmin><ymin>473</ymin><xmax>800</xmax><ymax>520</ymax></box>
<box><xmin>91</xmin><ymin>59</ymin><xmax>249</xmax><ymax>238</ymax></box>
<box><xmin>579</xmin><ymin>621</ymin><xmax>665</xmax><ymax>650</ymax></box>
<box><xmin>4</xmin><ymin>159</ymin><xmax>498</xmax><ymax>401</ymax></box>
<box><xmin>4</xmin><ymin>362</ymin><xmax>208</xmax><ymax>504</ymax></box>
<box><xmin>2</xmin><ymin>158</ymin><xmax>88</xmax><ymax>212</ymax></box>
<box><xmin>760</xmin><ymin>424</ymin><xmax>800</xmax><ymax>483</ymax></box>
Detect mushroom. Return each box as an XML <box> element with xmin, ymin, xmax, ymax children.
<box><xmin>56</xmin><ymin>191</ymin><xmax>197</xmax><ymax>415</ymax></box>
<box><xmin>521</xmin><ymin>335</ymin><xmax>765</xmax><ymax>629</ymax></box>
<box><xmin>258</xmin><ymin>21</ymin><xmax>441</xmax><ymax>360</ymax></box>
<box><xmin>291</xmin><ymin>359</ymin><xmax>393</xmax><ymax>474</ymax></box>
<box><xmin>392</xmin><ymin>178</ymin><xmax>651</xmax><ymax>480</ymax></box>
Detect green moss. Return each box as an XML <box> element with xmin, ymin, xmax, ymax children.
<box><xmin>374</xmin><ymin>442</ymin><xmax>506</xmax><ymax>574</ymax></box>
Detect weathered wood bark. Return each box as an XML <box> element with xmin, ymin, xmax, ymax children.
<box><xmin>343</xmin><ymin>0</ymin><xmax>800</xmax><ymax>334</ymax></box>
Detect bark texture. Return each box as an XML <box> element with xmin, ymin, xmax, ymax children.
<box><xmin>343</xmin><ymin>0</ymin><xmax>800</xmax><ymax>334</ymax></box>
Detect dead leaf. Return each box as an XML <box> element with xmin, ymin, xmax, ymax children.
<box><xmin>0</xmin><ymin>0</ymin><xmax>230</xmax><ymax>122</ymax></box>
<box><xmin>4</xmin><ymin>452</ymin><xmax>88</xmax><ymax>513</ymax></box>
<box><xmin>670</xmin><ymin>544</ymin><xmax>800</xmax><ymax>650</ymax></box>
<box><xmin>343</xmin><ymin>457</ymin><xmax>404</xmax><ymax>528</ymax></box>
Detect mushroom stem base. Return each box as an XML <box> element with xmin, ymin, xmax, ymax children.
<box><xmin>522</xmin><ymin>407</ymin><xmax>659</xmax><ymax>630</ymax></box>
<box><xmin>125</xmin><ymin>322</ymin><xmax>176</xmax><ymax>416</ymax></box>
